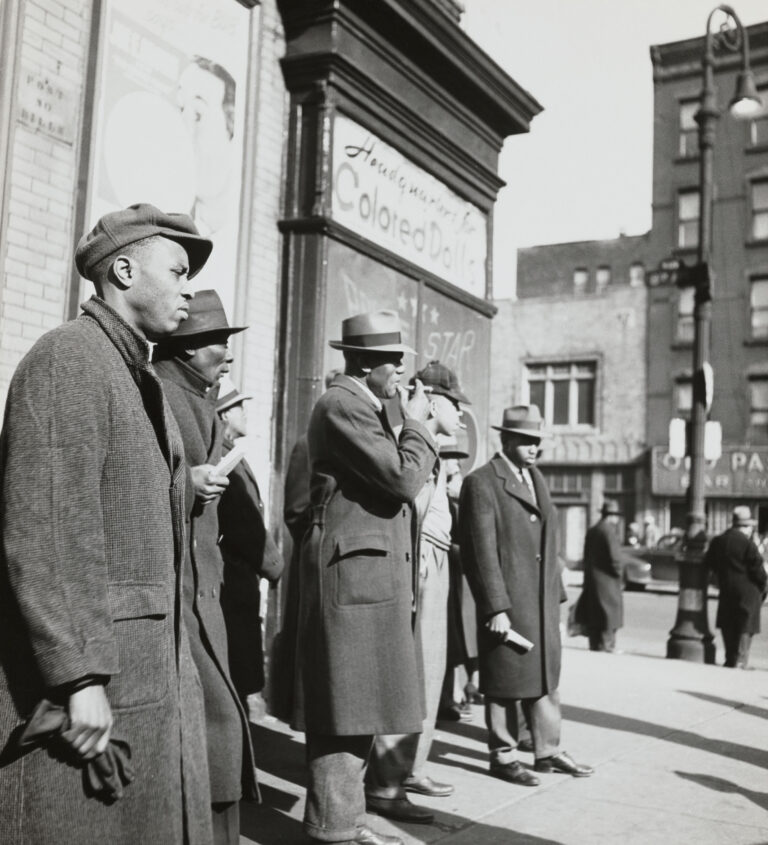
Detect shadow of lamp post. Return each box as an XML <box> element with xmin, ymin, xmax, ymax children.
<box><xmin>667</xmin><ymin>4</ymin><xmax>763</xmax><ymax>663</ymax></box>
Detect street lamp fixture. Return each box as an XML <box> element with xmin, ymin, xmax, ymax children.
<box><xmin>667</xmin><ymin>4</ymin><xmax>762</xmax><ymax>663</ymax></box>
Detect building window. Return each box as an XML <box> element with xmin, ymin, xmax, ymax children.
<box><xmin>595</xmin><ymin>265</ymin><xmax>611</xmax><ymax>292</ymax></box>
<box><xmin>751</xmin><ymin>180</ymin><xmax>768</xmax><ymax>241</ymax></box>
<box><xmin>629</xmin><ymin>262</ymin><xmax>645</xmax><ymax>287</ymax></box>
<box><xmin>749</xmin><ymin>378</ymin><xmax>768</xmax><ymax>426</ymax></box>
<box><xmin>573</xmin><ymin>268</ymin><xmax>588</xmax><ymax>292</ymax></box>
<box><xmin>526</xmin><ymin>361</ymin><xmax>597</xmax><ymax>428</ymax></box>
<box><xmin>676</xmin><ymin>287</ymin><xmax>695</xmax><ymax>342</ymax></box>
<box><xmin>674</xmin><ymin>377</ymin><xmax>692</xmax><ymax>415</ymax></box>
<box><xmin>679</xmin><ymin>100</ymin><xmax>698</xmax><ymax>157</ymax></box>
<box><xmin>748</xmin><ymin>88</ymin><xmax>768</xmax><ymax>147</ymax></box>
<box><xmin>750</xmin><ymin>276</ymin><xmax>768</xmax><ymax>339</ymax></box>
<box><xmin>677</xmin><ymin>190</ymin><xmax>700</xmax><ymax>248</ymax></box>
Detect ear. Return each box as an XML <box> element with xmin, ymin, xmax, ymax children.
<box><xmin>111</xmin><ymin>255</ymin><xmax>135</xmax><ymax>289</ymax></box>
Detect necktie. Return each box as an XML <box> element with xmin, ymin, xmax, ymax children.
<box><xmin>522</xmin><ymin>469</ymin><xmax>536</xmax><ymax>503</ymax></box>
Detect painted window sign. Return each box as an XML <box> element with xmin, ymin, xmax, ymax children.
<box><xmin>652</xmin><ymin>446</ymin><xmax>768</xmax><ymax>496</ymax></box>
<box><xmin>331</xmin><ymin>114</ymin><xmax>488</xmax><ymax>298</ymax></box>
<box><xmin>85</xmin><ymin>0</ymin><xmax>254</xmax><ymax>318</ymax></box>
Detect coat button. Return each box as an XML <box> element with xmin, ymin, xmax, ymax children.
<box><xmin>530</xmin><ymin>514</ymin><xmax>537</xmax><ymax>522</ymax></box>
<box><xmin>536</xmin><ymin>554</ymin><xmax>542</xmax><ymax>562</ymax></box>
<box><xmin>405</xmin><ymin>552</ymin><xmax>410</xmax><ymax>562</ymax></box>
<box><xmin>211</xmin><ymin>587</ymin><xmax>217</xmax><ymax>598</ymax></box>
<box><xmin>197</xmin><ymin>589</ymin><xmax>204</xmax><ymax>599</ymax></box>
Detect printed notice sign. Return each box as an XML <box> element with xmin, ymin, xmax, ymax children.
<box><xmin>17</xmin><ymin>69</ymin><xmax>77</xmax><ymax>144</ymax></box>
<box><xmin>331</xmin><ymin>114</ymin><xmax>488</xmax><ymax>298</ymax></box>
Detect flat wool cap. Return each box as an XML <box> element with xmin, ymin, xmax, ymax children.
<box><xmin>75</xmin><ymin>203</ymin><xmax>213</xmax><ymax>282</ymax></box>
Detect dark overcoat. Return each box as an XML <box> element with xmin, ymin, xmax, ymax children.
<box><xmin>0</xmin><ymin>298</ymin><xmax>211</xmax><ymax>844</ymax></box>
<box><xmin>459</xmin><ymin>454</ymin><xmax>561</xmax><ymax>700</ymax></box>
<box><xmin>292</xmin><ymin>375</ymin><xmax>437</xmax><ymax>735</ymax></box>
<box><xmin>705</xmin><ymin>527</ymin><xmax>767</xmax><ymax>634</ymax></box>
<box><xmin>574</xmin><ymin>519</ymin><xmax>624</xmax><ymax>631</ymax></box>
<box><xmin>154</xmin><ymin>358</ymin><xmax>257</xmax><ymax>804</ymax></box>
<box><xmin>218</xmin><ymin>437</ymin><xmax>283</xmax><ymax>698</ymax></box>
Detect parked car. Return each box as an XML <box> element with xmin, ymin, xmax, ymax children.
<box><xmin>565</xmin><ymin>551</ymin><xmax>651</xmax><ymax>591</ymax></box>
<box><xmin>625</xmin><ymin>530</ymin><xmax>684</xmax><ymax>582</ymax></box>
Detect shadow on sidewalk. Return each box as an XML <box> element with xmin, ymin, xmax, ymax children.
<box><xmin>250</xmin><ymin>721</ymin><xmax>307</xmax><ymax>789</ymax></box>
<box><xmin>681</xmin><ymin>691</ymin><xmax>768</xmax><ymax>721</ymax></box>
<box><xmin>675</xmin><ymin>771</ymin><xmax>768</xmax><ymax>812</ymax></box>
<box><xmin>561</xmin><ymin>704</ymin><xmax>768</xmax><ymax>769</ymax></box>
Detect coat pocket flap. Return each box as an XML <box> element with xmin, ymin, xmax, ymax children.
<box><xmin>108</xmin><ymin>584</ymin><xmax>170</xmax><ymax>621</ymax></box>
<box><xmin>335</xmin><ymin>533</ymin><xmax>390</xmax><ymax>558</ymax></box>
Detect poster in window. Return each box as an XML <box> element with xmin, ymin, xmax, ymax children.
<box><xmin>85</xmin><ymin>0</ymin><xmax>254</xmax><ymax>318</ymax></box>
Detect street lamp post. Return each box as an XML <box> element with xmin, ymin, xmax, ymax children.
<box><xmin>667</xmin><ymin>4</ymin><xmax>762</xmax><ymax>663</ymax></box>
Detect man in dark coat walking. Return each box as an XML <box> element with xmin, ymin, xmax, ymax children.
<box><xmin>217</xmin><ymin>384</ymin><xmax>283</xmax><ymax>712</ymax></box>
<box><xmin>154</xmin><ymin>290</ymin><xmax>257</xmax><ymax>844</ymax></box>
<box><xmin>574</xmin><ymin>500</ymin><xmax>625</xmax><ymax>652</ymax></box>
<box><xmin>705</xmin><ymin>506</ymin><xmax>767</xmax><ymax>668</ymax></box>
<box><xmin>0</xmin><ymin>204</ymin><xmax>214</xmax><ymax>843</ymax></box>
<box><xmin>459</xmin><ymin>406</ymin><xmax>592</xmax><ymax>787</ymax></box>
<box><xmin>293</xmin><ymin>310</ymin><xmax>435</xmax><ymax>845</ymax></box>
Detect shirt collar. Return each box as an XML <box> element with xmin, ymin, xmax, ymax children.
<box><xmin>348</xmin><ymin>376</ymin><xmax>383</xmax><ymax>411</ymax></box>
<box><xmin>497</xmin><ymin>450</ymin><xmax>527</xmax><ymax>481</ymax></box>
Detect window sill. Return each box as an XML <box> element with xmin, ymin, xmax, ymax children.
<box><xmin>673</xmin><ymin>246</ymin><xmax>699</xmax><ymax>258</ymax></box>
<box><xmin>745</xmin><ymin>239</ymin><xmax>768</xmax><ymax>249</ymax></box>
<box><xmin>744</xmin><ymin>337</ymin><xmax>768</xmax><ymax>346</ymax></box>
<box><xmin>674</xmin><ymin>154</ymin><xmax>700</xmax><ymax>164</ymax></box>
<box><xmin>549</xmin><ymin>425</ymin><xmax>600</xmax><ymax>434</ymax></box>
<box><xmin>745</xmin><ymin>144</ymin><xmax>768</xmax><ymax>156</ymax></box>
<box><xmin>671</xmin><ymin>340</ymin><xmax>694</xmax><ymax>350</ymax></box>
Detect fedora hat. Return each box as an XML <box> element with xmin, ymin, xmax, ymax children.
<box><xmin>167</xmin><ymin>290</ymin><xmax>247</xmax><ymax>339</ymax></box>
<box><xmin>601</xmin><ymin>500</ymin><xmax>622</xmax><ymax>517</ymax></box>
<box><xmin>732</xmin><ymin>505</ymin><xmax>756</xmax><ymax>527</ymax></box>
<box><xmin>75</xmin><ymin>203</ymin><xmax>213</xmax><ymax>281</ymax></box>
<box><xmin>492</xmin><ymin>405</ymin><xmax>545</xmax><ymax>438</ymax></box>
<box><xmin>329</xmin><ymin>310</ymin><xmax>415</xmax><ymax>354</ymax></box>
<box><xmin>438</xmin><ymin>434</ymin><xmax>469</xmax><ymax>460</ymax></box>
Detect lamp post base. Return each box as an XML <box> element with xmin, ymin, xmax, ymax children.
<box><xmin>666</xmin><ymin>553</ymin><xmax>716</xmax><ymax>664</ymax></box>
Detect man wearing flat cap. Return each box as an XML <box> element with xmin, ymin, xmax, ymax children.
<box><xmin>704</xmin><ymin>506</ymin><xmax>767</xmax><ymax>668</ymax></box>
<box><xmin>153</xmin><ymin>290</ymin><xmax>257</xmax><ymax>843</ymax></box>
<box><xmin>459</xmin><ymin>406</ymin><xmax>592</xmax><ymax>787</ymax></box>
<box><xmin>292</xmin><ymin>310</ymin><xmax>436</xmax><ymax>845</ymax></box>
<box><xmin>216</xmin><ymin>383</ymin><xmax>283</xmax><ymax>713</ymax></box>
<box><xmin>0</xmin><ymin>203</ymin><xmax>213</xmax><ymax>843</ymax></box>
<box><xmin>573</xmin><ymin>500</ymin><xmax>625</xmax><ymax>653</ymax></box>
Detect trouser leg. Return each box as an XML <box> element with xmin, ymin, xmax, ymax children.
<box><xmin>365</xmin><ymin>733</ymin><xmax>419</xmax><ymax>799</ymax></box>
<box><xmin>736</xmin><ymin>632</ymin><xmax>753</xmax><ymax>669</ymax></box>
<box><xmin>485</xmin><ymin>697</ymin><xmax>518</xmax><ymax>765</ymax></box>
<box><xmin>524</xmin><ymin>691</ymin><xmax>562</xmax><ymax>760</ymax></box>
<box><xmin>410</xmin><ymin>543</ymin><xmax>449</xmax><ymax>778</ymax></box>
<box><xmin>721</xmin><ymin>622</ymin><xmax>740</xmax><ymax>667</ymax></box>
<box><xmin>304</xmin><ymin>733</ymin><xmax>372</xmax><ymax>842</ymax></box>
<box><xmin>211</xmin><ymin>801</ymin><xmax>240</xmax><ymax>845</ymax></box>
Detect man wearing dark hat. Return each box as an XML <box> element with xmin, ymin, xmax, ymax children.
<box><xmin>365</xmin><ymin>362</ymin><xmax>469</xmax><ymax>817</ymax></box>
<box><xmin>0</xmin><ymin>203</ymin><xmax>214</xmax><ymax>843</ymax></box>
<box><xmin>153</xmin><ymin>290</ymin><xmax>256</xmax><ymax>844</ymax></box>
<box><xmin>573</xmin><ymin>501</ymin><xmax>625</xmax><ymax>652</ymax></box>
<box><xmin>459</xmin><ymin>406</ymin><xmax>592</xmax><ymax>787</ymax></box>
<box><xmin>216</xmin><ymin>383</ymin><xmax>283</xmax><ymax>715</ymax></box>
<box><xmin>293</xmin><ymin>311</ymin><xmax>436</xmax><ymax>845</ymax></box>
<box><xmin>704</xmin><ymin>506</ymin><xmax>767</xmax><ymax>668</ymax></box>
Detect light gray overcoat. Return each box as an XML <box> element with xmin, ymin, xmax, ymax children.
<box><xmin>0</xmin><ymin>298</ymin><xmax>211</xmax><ymax>844</ymax></box>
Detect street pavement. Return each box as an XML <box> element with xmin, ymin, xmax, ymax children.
<box><xmin>240</xmin><ymin>632</ymin><xmax>768</xmax><ymax>844</ymax></box>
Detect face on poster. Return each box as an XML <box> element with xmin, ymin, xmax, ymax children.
<box><xmin>86</xmin><ymin>0</ymin><xmax>253</xmax><ymax>318</ymax></box>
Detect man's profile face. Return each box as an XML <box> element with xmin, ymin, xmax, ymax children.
<box><xmin>188</xmin><ymin>336</ymin><xmax>233</xmax><ymax>386</ymax></box>
<box><xmin>126</xmin><ymin>238</ymin><xmax>192</xmax><ymax>341</ymax></box>
<box><xmin>431</xmin><ymin>394</ymin><xmax>463</xmax><ymax>437</ymax></box>
<box><xmin>502</xmin><ymin>433</ymin><xmax>541</xmax><ymax>469</ymax></box>
<box><xmin>365</xmin><ymin>353</ymin><xmax>405</xmax><ymax>399</ymax></box>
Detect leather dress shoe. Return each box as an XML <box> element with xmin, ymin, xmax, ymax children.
<box><xmin>489</xmin><ymin>760</ymin><xmax>540</xmax><ymax>787</ymax></box>
<box><xmin>342</xmin><ymin>824</ymin><xmax>404</xmax><ymax>845</ymax></box>
<box><xmin>403</xmin><ymin>775</ymin><xmax>454</xmax><ymax>797</ymax></box>
<box><xmin>534</xmin><ymin>751</ymin><xmax>593</xmax><ymax>777</ymax></box>
<box><xmin>365</xmin><ymin>795</ymin><xmax>434</xmax><ymax>824</ymax></box>
<box><xmin>437</xmin><ymin>702</ymin><xmax>473</xmax><ymax>722</ymax></box>
<box><xmin>517</xmin><ymin>738</ymin><xmax>534</xmax><ymax>753</ymax></box>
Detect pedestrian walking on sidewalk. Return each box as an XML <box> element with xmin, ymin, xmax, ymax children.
<box><xmin>459</xmin><ymin>406</ymin><xmax>593</xmax><ymax>787</ymax></box>
<box><xmin>573</xmin><ymin>500</ymin><xmax>624</xmax><ymax>652</ymax></box>
<box><xmin>292</xmin><ymin>311</ymin><xmax>437</xmax><ymax>845</ymax></box>
<box><xmin>705</xmin><ymin>506</ymin><xmax>767</xmax><ymax>669</ymax></box>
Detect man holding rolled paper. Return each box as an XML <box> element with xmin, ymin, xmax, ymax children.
<box><xmin>459</xmin><ymin>406</ymin><xmax>592</xmax><ymax>786</ymax></box>
<box><xmin>154</xmin><ymin>290</ymin><xmax>258</xmax><ymax>844</ymax></box>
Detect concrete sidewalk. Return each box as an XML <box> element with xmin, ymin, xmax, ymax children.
<box><xmin>241</xmin><ymin>648</ymin><xmax>768</xmax><ymax>845</ymax></box>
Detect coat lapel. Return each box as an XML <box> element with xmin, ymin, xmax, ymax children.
<box><xmin>491</xmin><ymin>454</ymin><xmax>541</xmax><ymax>515</ymax></box>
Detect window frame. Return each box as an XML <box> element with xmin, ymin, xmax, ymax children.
<box><xmin>524</xmin><ymin>359</ymin><xmax>599</xmax><ymax>431</ymax></box>
<box><xmin>749</xmin><ymin>178</ymin><xmax>768</xmax><ymax>243</ymax></box>
<box><xmin>677</xmin><ymin>188</ymin><xmax>700</xmax><ymax>250</ymax></box>
<box><xmin>675</xmin><ymin>286</ymin><xmax>695</xmax><ymax>344</ymax></box>
<box><xmin>748</xmin><ymin>86</ymin><xmax>768</xmax><ymax>149</ymax></box>
<box><xmin>749</xmin><ymin>275</ymin><xmax>768</xmax><ymax>340</ymax></box>
<box><xmin>748</xmin><ymin>376</ymin><xmax>768</xmax><ymax>428</ymax></box>
<box><xmin>678</xmin><ymin>98</ymin><xmax>699</xmax><ymax>158</ymax></box>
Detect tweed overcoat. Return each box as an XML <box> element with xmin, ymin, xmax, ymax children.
<box><xmin>459</xmin><ymin>454</ymin><xmax>561</xmax><ymax>700</ymax></box>
<box><xmin>574</xmin><ymin>519</ymin><xmax>624</xmax><ymax>631</ymax></box>
<box><xmin>0</xmin><ymin>298</ymin><xmax>211</xmax><ymax>845</ymax></box>
<box><xmin>218</xmin><ymin>437</ymin><xmax>283</xmax><ymax>698</ymax></box>
<box><xmin>292</xmin><ymin>375</ymin><xmax>437</xmax><ymax>735</ymax></box>
<box><xmin>705</xmin><ymin>528</ymin><xmax>767</xmax><ymax>634</ymax></box>
<box><xmin>154</xmin><ymin>357</ymin><xmax>257</xmax><ymax>804</ymax></box>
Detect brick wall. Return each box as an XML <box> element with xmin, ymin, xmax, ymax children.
<box><xmin>0</xmin><ymin>0</ymin><xmax>92</xmax><ymax>403</ymax></box>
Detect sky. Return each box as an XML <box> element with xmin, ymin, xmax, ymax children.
<box><xmin>460</xmin><ymin>0</ymin><xmax>768</xmax><ymax>297</ymax></box>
